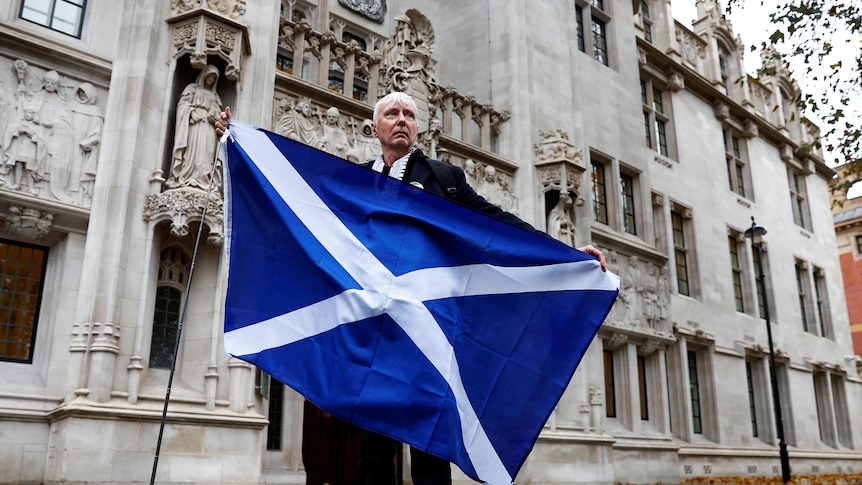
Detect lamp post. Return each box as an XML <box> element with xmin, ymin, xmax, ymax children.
<box><xmin>744</xmin><ymin>217</ymin><xmax>791</xmax><ymax>484</ymax></box>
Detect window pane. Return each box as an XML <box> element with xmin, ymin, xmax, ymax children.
<box><xmin>0</xmin><ymin>240</ymin><xmax>48</xmax><ymax>363</ymax></box>
<box><xmin>652</xmin><ymin>87</ymin><xmax>664</xmax><ymax>114</ymax></box>
<box><xmin>643</xmin><ymin>112</ymin><xmax>652</xmax><ymax>148</ymax></box>
<box><xmin>656</xmin><ymin>119</ymin><xmax>668</xmax><ymax>155</ymax></box>
<box><xmin>591</xmin><ymin>17</ymin><xmax>608</xmax><ymax>66</ymax></box>
<box><xmin>149</xmin><ymin>286</ymin><xmax>182</xmax><ymax>369</ymax></box>
<box><xmin>746</xmin><ymin>361</ymin><xmax>759</xmax><ymax>437</ymax></box>
<box><xmin>688</xmin><ymin>350</ymin><xmax>702</xmax><ymax>434</ymax></box>
<box><xmin>638</xmin><ymin>355</ymin><xmax>649</xmax><ymax>420</ymax></box>
<box><xmin>266</xmin><ymin>381</ymin><xmax>285</xmax><ymax>450</ymax></box>
<box><xmin>20</xmin><ymin>0</ymin><xmax>85</xmax><ymax>37</ymax></box>
<box><xmin>20</xmin><ymin>0</ymin><xmax>51</xmax><ymax>25</ymax></box>
<box><xmin>729</xmin><ymin>237</ymin><xmax>744</xmax><ymax>312</ymax></box>
<box><xmin>621</xmin><ymin>174</ymin><xmax>637</xmax><ymax>235</ymax></box>
<box><xmin>796</xmin><ymin>263</ymin><xmax>810</xmax><ymax>332</ymax></box>
<box><xmin>591</xmin><ymin>161</ymin><xmax>608</xmax><ymax>224</ymax></box>
<box><xmin>604</xmin><ymin>349</ymin><xmax>616</xmax><ymax>418</ymax></box>
<box><xmin>51</xmin><ymin>1</ymin><xmax>84</xmax><ymax>36</ymax></box>
<box><xmin>575</xmin><ymin>7</ymin><xmax>585</xmax><ymax>53</ymax></box>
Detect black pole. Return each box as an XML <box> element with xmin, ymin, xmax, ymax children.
<box><xmin>150</xmin><ymin>142</ymin><xmax>223</xmax><ymax>485</ymax></box>
<box><xmin>748</xmin><ymin>217</ymin><xmax>791</xmax><ymax>484</ymax></box>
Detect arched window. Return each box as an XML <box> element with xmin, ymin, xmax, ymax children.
<box><xmin>149</xmin><ymin>246</ymin><xmax>190</xmax><ymax>369</ymax></box>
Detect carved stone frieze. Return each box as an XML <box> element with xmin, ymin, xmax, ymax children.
<box><xmin>3</xmin><ymin>204</ymin><xmax>54</xmax><ymax>239</ymax></box>
<box><xmin>674</xmin><ymin>26</ymin><xmax>707</xmax><ymax>66</ymax></box>
<box><xmin>463</xmin><ymin>159</ymin><xmax>518</xmax><ymax>215</ymax></box>
<box><xmin>171</xmin><ymin>0</ymin><xmax>246</xmax><ymax>20</ymax></box>
<box><xmin>143</xmin><ymin>188</ymin><xmax>224</xmax><ymax>245</ymax></box>
<box><xmin>0</xmin><ymin>58</ymin><xmax>105</xmax><ymax>208</ymax></box>
<box><xmin>605</xmin><ymin>255</ymin><xmax>672</xmax><ymax>336</ymax></box>
<box><xmin>338</xmin><ymin>0</ymin><xmax>386</xmax><ymax>23</ymax></box>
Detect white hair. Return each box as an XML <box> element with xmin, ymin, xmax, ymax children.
<box><xmin>372</xmin><ymin>92</ymin><xmax>417</xmax><ymax>122</ymax></box>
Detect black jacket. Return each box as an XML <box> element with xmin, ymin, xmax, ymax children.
<box><xmin>364</xmin><ymin>149</ymin><xmax>534</xmax><ymax>231</ymax></box>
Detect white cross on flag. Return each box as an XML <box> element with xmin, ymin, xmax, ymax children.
<box><xmin>222</xmin><ymin>121</ymin><xmax>619</xmax><ymax>484</ymax></box>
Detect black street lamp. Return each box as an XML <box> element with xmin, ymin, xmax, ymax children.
<box><xmin>744</xmin><ymin>217</ymin><xmax>791</xmax><ymax>484</ymax></box>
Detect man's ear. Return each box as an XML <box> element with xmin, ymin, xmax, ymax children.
<box><xmin>371</xmin><ymin>123</ymin><xmax>378</xmax><ymax>137</ymax></box>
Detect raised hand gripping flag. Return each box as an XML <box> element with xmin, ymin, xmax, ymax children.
<box><xmin>222</xmin><ymin>121</ymin><xmax>619</xmax><ymax>484</ymax></box>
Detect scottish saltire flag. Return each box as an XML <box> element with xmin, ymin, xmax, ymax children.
<box><xmin>221</xmin><ymin>120</ymin><xmax>619</xmax><ymax>484</ymax></box>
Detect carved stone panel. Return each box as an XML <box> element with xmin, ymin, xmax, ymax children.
<box><xmin>0</xmin><ymin>57</ymin><xmax>106</xmax><ymax>208</ymax></box>
<box><xmin>167</xmin><ymin>8</ymin><xmax>251</xmax><ymax>81</ymax></box>
<box><xmin>338</xmin><ymin>0</ymin><xmax>386</xmax><ymax>23</ymax></box>
<box><xmin>604</xmin><ymin>254</ymin><xmax>672</xmax><ymax>337</ymax></box>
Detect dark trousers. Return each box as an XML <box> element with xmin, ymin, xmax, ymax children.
<box><xmin>357</xmin><ymin>428</ymin><xmax>451</xmax><ymax>485</ymax></box>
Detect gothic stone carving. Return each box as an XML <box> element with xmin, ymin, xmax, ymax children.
<box><xmin>167</xmin><ymin>8</ymin><xmax>251</xmax><ymax>81</ymax></box>
<box><xmin>0</xmin><ymin>58</ymin><xmax>104</xmax><ymax>207</ymax></box>
<box><xmin>171</xmin><ymin>0</ymin><xmax>246</xmax><ymax>20</ymax></box>
<box><xmin>535</xmin><ymin>129</ymin><xmax>585</xmax><ymax>246</ymax></box>
<box><xmin>4</xmin><ymin>204</ymin><xmax>53</xmax><ymax>239</ymax></box>
<box><xmin>143</xmin><ymin>188</ymin><xmax>224</xmax><ymax>245</ymax></box>
<box><xmin>463</xmin><ymin>159</ymin><xmax>517</xmax><ymax>215</ymax></box>
<box><xmin>338</xmin><ymin>0</ymin><xmax>386</xmax><ymax>23</ymax></box>
<box><xmin>606</xmin><ymin>255</ymin><xmax>672</xmax><ymax>336</ymax></box>
<box><xmin>380</xmin><ymin>9</ymin><xmax>439</xmax><ymax>134</ymax></box>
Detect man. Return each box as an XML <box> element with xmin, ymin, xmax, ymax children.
<box><xmin>215</xmin><ymin>92</ymin><xmax>606</xmax><ymax>484</ymax></box>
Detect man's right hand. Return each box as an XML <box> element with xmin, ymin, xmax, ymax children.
<box><xmin>215</xmin><ymin>106</ymin><xmax>232</xmax><ymax>138</ymax></box>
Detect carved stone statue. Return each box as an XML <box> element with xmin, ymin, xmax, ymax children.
<box><xmin>2</xmin><ymin>106</ymin><xmax>46</xmax><ymax>193</ymax></box>
<box><xmin>275</xmin><ymin>97</ymin><xmax>320</xmax><ymax>148</ymax></box>
<box><xmin>618</xmin><ymin>256</ymin><xmax>641</xmax><ymax>325</ymax></box>
<box><xmin>37</xmin><ymin>70</ymin><xmax>75</xmax><ymax>202</ymax></box>
<box><xmin>319</xmin><ymin>107</ymin><xmax>351</xmax><ymax>159</ymax></box>
<box><xmin>463</xmin><ymin>159</ymin><xmax>479</xmax><ymax>187</ymax></box>
<box><xmin>70</xmin><ymin>82</ymin><xmax>103</xmax><ymax>205</ymax></box>
<box><xmin>338</xmin><ymin>0</ymin><xmax>386</xmax><ymax>22</ymax></box>
<box><xmin>642</xmin><ymin>263</ymin><xmax>660</xmax><ymax>329</ymax></box>
<box><xmin>547</xmin><ymin>192</ymin><xmax>576</xmax><ymax>247</ymax></box>
<box><xmin>167</xmin><ymin>64</ymin><xmax>223</xmax><ymax>190</ymax></box>
<box><xmin>346</xmin><ymin>119</ymin><xmax>379</xmax><ymax>164</ymax></box>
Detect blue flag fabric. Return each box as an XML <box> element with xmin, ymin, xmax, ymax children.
<box><xmin>222</xmin><ymin>121</ymin><xmax>619</xmax><ymax>484</ymax></box>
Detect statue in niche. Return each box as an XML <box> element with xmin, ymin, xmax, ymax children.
<box><xmin>338</xmin><ymin>0</ymin><xmax>386</xmax><ymax>23</ymax></box>
<box><xmin>36</xmin><ymin>70</ymin><xmax>75</xmax><ymax>202</ymax></box>
<box><xmin>618</xmin><ymin>256</ymin><xmax>641</xmax><ymax>326</ymax></box>
<box><xmin>319</xmin><ymin>107</ymin><xmax>351</xmax><ymax>159</ymax></box>
<box><xmin>275</xmin><ymin>97</ymin><xmax>320</xmax><ymax>149</ymax></box>
<box><xmin>2</xmin><ymin>105</ymin><xmax>46</xmax><ymax>193</ymax></box>
<box><xmin>347</xmin><ymin>119</ymin><xmax>379</xmax><ymax>164</ymax></box>
<box><xmin>642</xmin><ymin>262</ymin><xmax>660</xmax><ymax>330</ymax></box>
<box><xmin>547</xmin><ymin>192</ymin><xmax>576</xmax><ymax>247</ymax></box>
<box><xmin>167</xmin><ymin>64</ymin><xmax>223</xmax><ymax>191</ymax></box>
<box><xmin>70</xmin><ymin>82</ymin><xmax>103</xmax><ymax>205</ymax></box>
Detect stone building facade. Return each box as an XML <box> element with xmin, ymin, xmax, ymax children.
<box><xmin>0</xmin><ymin>0</ymin><xmax>859</xmax><ymax>484</ymax></box>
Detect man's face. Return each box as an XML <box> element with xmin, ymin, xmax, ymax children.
<box><xmin>372</xmin><ymin>101</ymin><xmax>418</xmax><ymax>155</ymax></box>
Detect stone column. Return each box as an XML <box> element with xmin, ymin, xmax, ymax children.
<box><xmin>87</xmin><ymin>322</ymin><xmax>120</xmax><ymax>403</ymax></box>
